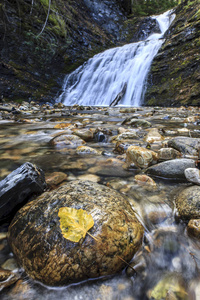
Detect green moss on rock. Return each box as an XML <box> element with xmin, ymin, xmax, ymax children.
<box><xmin>145</xmin><ymin>0</ymin><xmax>200</xmax><ymax>106</ymax></box>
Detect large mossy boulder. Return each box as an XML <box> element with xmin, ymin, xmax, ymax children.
<box><xmin>8</xmin><ymin>180</ymin><xmax>144</xmax><ymax>286</ymax></box>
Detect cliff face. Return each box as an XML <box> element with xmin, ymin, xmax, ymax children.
<box><xmin>145</xmin><ymin>0</ymin><xmax>200</xmax><ymax>106</ymax></box>
<box><xmin>0</xmin><ymin>0</ymin><xmax>130</xmax><ymax>102</ymax></box>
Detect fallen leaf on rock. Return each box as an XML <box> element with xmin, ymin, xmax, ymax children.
<box><xmin>58</xmin><ymin>207</ymin><xmax>94</xmax><ymax>242</ymax></box>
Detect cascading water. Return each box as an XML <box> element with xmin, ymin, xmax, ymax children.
<box><xmin>58</xmin><ymin>10</ymin><xmax>175</xmax><ymax>106</ymax></box>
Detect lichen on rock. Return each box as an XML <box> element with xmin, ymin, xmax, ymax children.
<box><xmin>8</xmin><ymin>180</ymin><xmax>144</xmax><ymax>286</ymax></box>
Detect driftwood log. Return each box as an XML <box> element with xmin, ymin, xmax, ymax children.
<box><xmin>110</xmin><ymin>83</ymin><xmax>127</xmax><ymax>106</ymax></box>
<box><xmin>0</xmin><ymin>162</ymin><xmax>46</xmax><ymax>223</ymax></box>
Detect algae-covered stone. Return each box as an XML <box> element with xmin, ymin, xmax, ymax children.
<box><xmin>148</xmin><ymin>273</ymin><xmax>188</xmax><ymax>300</ymax></box>
<box><xmin>175</xmin><ymin>185</ymin><xmax>200</xmax><ymax>220</ymax></box>
<box><xmin>8</xmin><ymin>180</ymin><xmax>144</xmax><ymax>286</ymax></box>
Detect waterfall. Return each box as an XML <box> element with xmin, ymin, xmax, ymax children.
<box><xmin>58</xmin><ymin>10</ymin><xmax>175</xmax><ymax>107</ymax></box>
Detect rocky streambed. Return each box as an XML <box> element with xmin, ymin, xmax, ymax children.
<box><xmin>0</xmin><ymin>102</ymin><xmax>200</xmax><ymax>299</ymax></box>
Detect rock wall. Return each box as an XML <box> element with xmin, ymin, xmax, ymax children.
<box><xmin>0</xmin><ymin>0</ymin><xmax>130</xmax><ymax>103</ymax></box>
<box><xmin>145</xmin><ymin>0</ymin><xmax>200</xmax><ymax>106</ymax></box>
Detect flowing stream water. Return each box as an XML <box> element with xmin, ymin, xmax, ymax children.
<box><xmin>58</xmin><ymin>10</ymin><xmax>175</xmax><ymax>107</ymax></box>
<box><xmin>0</xmin><ymin>104</ymin><xmax>200</xmax><ymax>300</ymax></box>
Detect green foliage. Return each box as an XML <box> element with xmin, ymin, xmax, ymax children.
<box><xmin>132</xmin><ymin>0</ymin><xmax>179</xmax><ymax>16</ymax></box>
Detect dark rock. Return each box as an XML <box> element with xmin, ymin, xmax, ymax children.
<box><xmin>146</xmin><ymin>159</ymin><xmax>196</xmax><ymax>179</ymax></box>
<box><xmin>0</xmin><ymin>163</ymin><xmax>46</xmax><ymax>222</ymax></box>
<box><xmin>130</xmin><ymin>17</ymin><xmax>161</xmax><ymax>43</ymax></box>
<box><xmin>8</xmin><ymin>180</ymin><xmax>144</xmax><ymax>286</ymax></box>
<box><xmin>94</xmin><ymin>131</ymin><xmax>107</xmax><ymax>143</ymax></box>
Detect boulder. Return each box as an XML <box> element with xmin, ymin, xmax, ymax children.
<box><xmin>0</xmin><ymin>162</ymin><xmax>46</xmax><ymax>222</ymax></box>
<box><xmin>8</xmin><ymin>180</ymin><xmax>144</xmax><ymax>286</ymax></box>
<box><xmin>146</xmin><ymin>159</ymin><xmax>196</xmax><ymax>179</ymax></box>
<box><xmin>175</xmin><ymin>185</ymin><xmax>200</xmax><ymax>220</ymax></box>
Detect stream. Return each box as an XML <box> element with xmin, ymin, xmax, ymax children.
<box><xmin>0</xmin><ymin>104</ymin><xmax>200</xmax><ymax>299</ymax></box>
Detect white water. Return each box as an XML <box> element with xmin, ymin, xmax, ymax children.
<box><xmin>58</xmin><ymin>10</ymin><xmax>175</xmax><ymax>106</ymax></box>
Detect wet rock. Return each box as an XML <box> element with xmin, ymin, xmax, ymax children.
<box><xmin>76</xmin><ymin>145</ymin><xmax>101</xmax><ymax>155</ymax></box>
<box><xmin>119</xmin><ymin>107</ymin><xmax>140</xmax><ymax>113</ymax></box>
<box><xmin>61</xmin><ymin>160</ymin><xmax>88</xmax><ymax>171</ymax></box>
<box><xmin>146</xmin><ymin>159</ymin><xmax>196</xmax><ymax>179</ymax></box>
<box><xmin>175</xmin><ymin>186</ymin><xmax>200</xmax><ymax>220</ymax></box>
<box><xmin>134</xmin><ymin>174</ymin><xmax>157</xmax><ymax>187</ymax></box>
<box><xmin>7</xmin><ymin>279</ymin><xmax>33</xmax><ymax>299</ymax></box>
<box><xmin>94</xmin><ymin>131</ymin><xmax>107</xmax><ymax>143</ymax></box>
<box><xmin>77</xmin><ymin>174</ymin><xmax>100</xmax><ymax>183</ymax></box>
<box><xmin>126</xmin><ymin>146</ymin><xmax>158</xmax><ymax>169</ymax></box>
<box><xmin>148</xmin><ymin>273</ymin><xmax>188</xmax><ymax>300</ymax></box>
<box><xmin>94</xmin><ymin>127</ymin><xmax>113</xmax><ymax>143</ymax></box>
<box><xmin>0</xmin><ymin>162</ymin><xmax>46</xmax><ymax>222</ymax></box>
<box><xmin>72</xmin><ymin>128</ymin><xmax>94</xmax><ymax>142</ymax></box>
<box><xmin>0</xmin><ymin>268</ymin><xmax>20</xmax><ymax>291</ymax></box>
<box><xmin>187</xmin><ymin>219</ymin><xmax>200</xmax><ymax>239</ymax></box>
<box><xmin>114</xmin><ymin>141</ymin><xmax>134</xmax><ymax>154</ymax></box>
<box><xmin>46</xmin><ymin>172</ymin><xmax>68</xmax><ymax>189</ymax></box>
<box><xmin>126</xmin><ymin>251</ymin><xmax>146</xmax><ymax>277</ymax></box>
<box><xmin>123</xmin><ymin>118</ymin><xmax>152</xmax><ymax>128</ymax></box>
<box><xmin>50</xmin><ymin>134</ymin><xmax>86</xmax><ymax>150</ymax></box>
<box><xmin>184</xmin><ymin>116</ymin><xmax>199</xmax><ymax>123</ymax></box>
<box><xmin>115</xmin><ymin>131</ymin><xmax>138</xmax><ymax>141</ymax></box>
<box><xmin>167</xmin><ymin>137</ymin><xmax>200</xmax><ymax>156</ymax></box>
<box><xmin>1</xmin><ymin>258</ymin><xmax>19</xmax><ymax>271</ymax></box>
<box><xmin>0</xmin><ymin>233</ymin><xmax>7</xmax><ymax>241</ymax></box>
<box><xmin>8</xmin><ymin>180</ymin><xmax>144</xmax><ymax>286</ymax></box>
<box><xmin>88</xmin><ymin>158</ymin><xmax>133</xmax><ymax>177</ymax></box>
<box><xmin>184</xmin><ymin>168</ymin><xmax>200</xmax><ymax>185</ymax></box>
<box><xmin>147</xmin><ymin>211</ymin><xmax>168</xmax><ymax>225</ymax></box>
<box><xmin>158</xmin><ymin>148</ymin><xmax>181</xmax><ymax>161</ymax></box>
<box><xmin>144</xmin><ymin>128</ymin><xmax>163</xmax><ymax>144</ymax></box>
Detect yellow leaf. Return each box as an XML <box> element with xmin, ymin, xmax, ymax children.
<box><xmin>58</xmin><ymin>207</ymin><xmax>94</xmax><ymax>242</ymax></box>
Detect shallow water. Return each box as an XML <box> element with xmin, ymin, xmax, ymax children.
<box><xmin>0</xmin><ymin>105</ymin><xmax>200</xmax><ymax>299</ymax></box>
